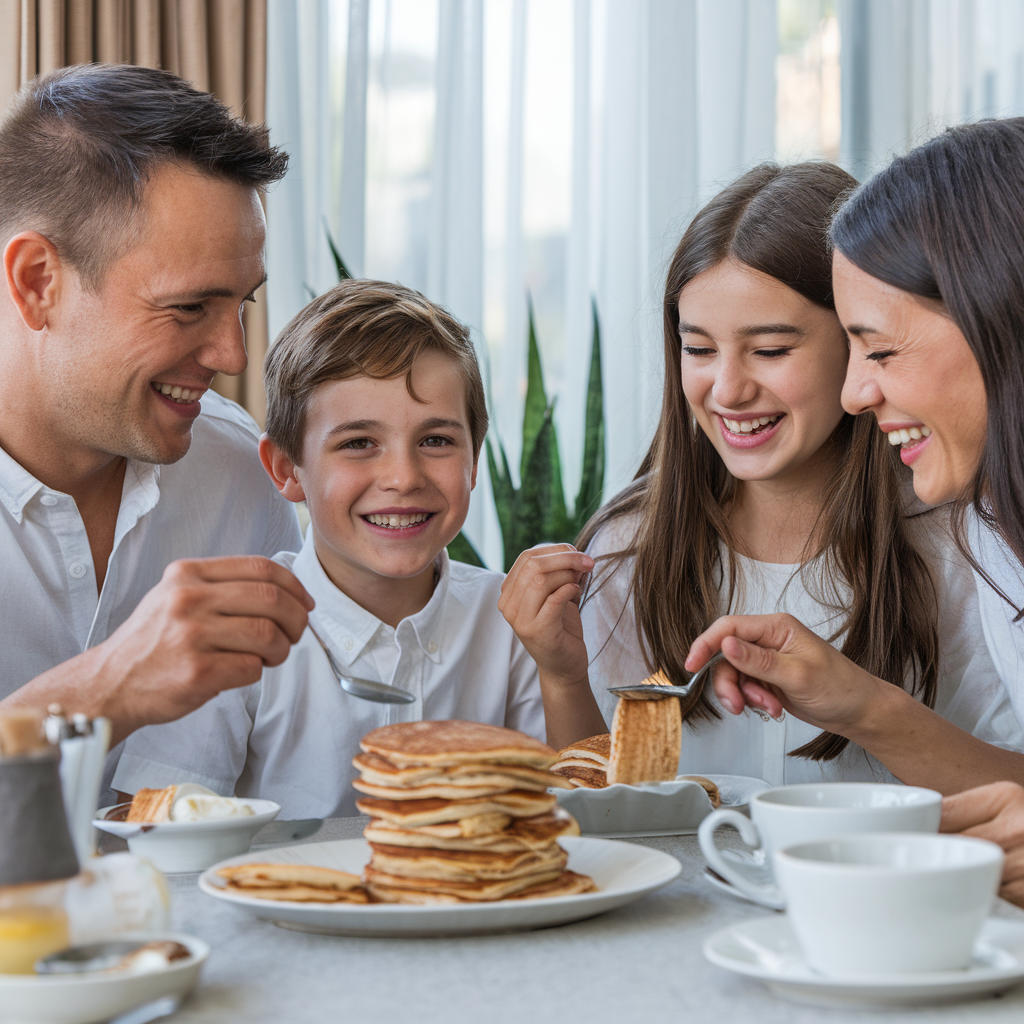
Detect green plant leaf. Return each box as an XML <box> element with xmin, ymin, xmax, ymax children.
<box><xmin>447</xmin><ymin>531</ymin><xmax>486</xmax><ymax>568</ymax></box>
<box><xmin>573</xmin><ymin>298</ymin><xmax>606</xmax><ymax>532</ymax></box>
<box><xmin>511</xmin><ymin>405</ymin><xmax>559</xmax><ymax>570</ymax></box>
<box><xmin>324</xmin><ymin>219</ymin><xmax>354</xmax><ymax>281</ymax></box>
<box><xmin>486</xmin><ymin>437</ymin><xmax>516</xmax><ymax>552</ymax></box>
<box><xmin>519</xmin><ymin>297</ymin><xmax>549</xmax><ymax>482</ymax></box>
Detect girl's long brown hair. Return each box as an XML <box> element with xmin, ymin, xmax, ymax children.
<box><xmin>578</xmin><ymin>163</ymin><xmax>940</xmax><ymax>761</ymax></box>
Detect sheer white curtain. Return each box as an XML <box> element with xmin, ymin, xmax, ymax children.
<box><xmin>266</xmin><ymin>0</ymin><xmax>778</xmax><ymax>568</ymax></box>
<box><xmin>839</xmin><ymin>0</ymin><xmax>1024</xmax><ymax>179</ymax></box>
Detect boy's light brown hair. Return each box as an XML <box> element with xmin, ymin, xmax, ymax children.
<box><xmin>264</xmin><ymin>279</ymin><xmax>488</xmax><ymax>464</ymax></box>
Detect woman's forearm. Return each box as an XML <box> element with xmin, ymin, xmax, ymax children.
<box><xmin>846</xmin><ymin>683</ymin><xmax>1024</xmax><ymax>794</ymax></box>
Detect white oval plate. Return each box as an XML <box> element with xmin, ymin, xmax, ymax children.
<box><xmin>703</xmin><ymin>914</ymin><xmax>1024</xmax><ymax>1007</ymax></box>
<box><xmin>0</xmin><ymin>931</ymin><xmax>208</xmax><ymax>1024</ymax></box>
<box><xmin>93</xmin><ymin>801</ymin><xmax>281</xmax><ymax>873</ymax></box>
<box><xmin>556</xmin><ymin>774</ymin><xmax>771</xmax><ymax>837</ymax></box>
<box><xmin>198</xmin><ymin>836</ymin><xmax>681</xmax><ymax>937</ymax></box>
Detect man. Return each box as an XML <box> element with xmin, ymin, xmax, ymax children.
<box><xmin>0</xmin><ymin>64</ymin><xmax>311</xmax><ymax>746</ymax></box>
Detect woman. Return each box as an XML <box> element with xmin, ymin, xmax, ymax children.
<box><xmin>677</xmin><ymin>122</ymin><xmax>1024</xmax><ymax>898</ymax></box>
<box><xmin>498</xmin><ymin>161</ymin><xmax>1021</xmax><ymax>787</ymax></box>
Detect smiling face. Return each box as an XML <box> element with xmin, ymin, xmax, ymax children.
<box><xmin>834</xmin><ymin>252</ymin><xmax>988</xmax><ymax>505</ymax></box>
<box><xmin>677</xmin><ymin>258</ymin><xmax>849</xmax><ymax>490</ymax></box>
<box><xmin>46</xmin><ymin>161</ymin><xmax>266</xmax><ymax>465</ymax></box>
<box><xmin>281</xmin><ymin>350</ymin><xmax>477</xmax><ymax>599</ymax></box>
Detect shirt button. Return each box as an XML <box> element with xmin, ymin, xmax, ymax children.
<box><xmin>68</xmin><ymin>563</ymin><xmax>87</xmax><ymax>579</ymax></box>
<box><xmin>427</xmin><ymin>640</ymin><xmax>437</xmax><ymax>654</ymax></box>
<box><xmin>40</xmin><ymin>495</ymin><xmax>58</xmax><ymax>507</ymax></box>
<box><xmin>344</xmin><ymin>639</ymin><xmax>354</xmax><ymax>651</ymax></box>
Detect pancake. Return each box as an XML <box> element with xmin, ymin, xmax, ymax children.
<box><xmin>352</xmin><ymin>752</ymin><xmax>567</xmax><ymax>790</ymax></box>
<box><xmin>356</xmin><ymin>790</ymin><xmax>556</xmax><ymax>826</ymax></box>
<box><xmin>552</xmin><ymin>764</ymin><xmax>608</xmax><ymax>789</ymax></box>
<box><xmin>363</xmin><ymin>810</ymin><xmax>579</xmax><ymax>852</ymax></box>
<box><xmin>606</xmin><ymin>691</ymin><xmax>682</xmax><ymax>785</ymax></box>
<box><xmin>681</xmin><ymin>774</ymin><xmax>721</xmax><ymax>809</ymax></box>
<box><xmin>366</xmin><ymin>869</ymin><xmax>595</xmax><ymax>904</ymax></box>
<box><xmin>364</xmin><ymin>865</ymin><xmax>564</xmax><ymax>901</ymax></box>
<box><xmin>551</xmin><ymin>756</ymin><xmax>605</xmax><ymax>772</ymax></box>
<box><xmin>224</xmin><ymin>884</ymin><xmax>369</xmax><ymax>904</ymax></box>
<box><xmin>556</xmin><ymin>733</ymin><xmax>611</xmax><ymax>767</ymax></box>
<box><xmin>352</xmin><ymin>778</ymin><xmax>550</xmax><ymax>800</ymax></box>
<box><xmin>125</xmin><ymin>786</ymin><xmax>176</xmax><ymax>823</ymax></box>
<box><xmin>368</xmin><ymin>842</ymin><xmax>567</xmax><ymax>882</ymax></box>
<box><xmin>216</xmin><ymin>863</ymin><xmax>363</xmax><ymax>890</ymax></box>
<box><xmin>360</xmin><ymin>720</ymin><xmax>558</xmax><ymax>769</ymax></box>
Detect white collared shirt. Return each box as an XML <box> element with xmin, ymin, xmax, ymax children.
<box><xmin>0</xmin><ymin>392</ymin><xmax>301</xmax><ymax>697</ymax></box>
<box><xmin>113</xmin><ymin>530</ymin><xmax>544</xmax><ymax>816</ymax></box>
<box><xmin>582</xmin><ymin>508</ymin><xmax>1024</xmax><ymax>787</ymax></box>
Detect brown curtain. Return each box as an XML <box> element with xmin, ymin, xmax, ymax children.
<box><xmin>0</xmin><ymin>0</ymin><xmax>271</xmax><ymax>425</ymax></box>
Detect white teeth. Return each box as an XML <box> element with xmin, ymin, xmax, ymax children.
<box><xmin>886</xmin><ymin>426</ymin><xmax>930</xmax><ymax>446</ymax></box>
<box><xmin>723</xmin><ymin>415</ymin><xmax>779</xmax><ymax>434</ymax></box>
<box><xmin>154</xmin><ymin>383</ymin><xmax>201</xmax><ymax>404</ymax></box>
<box><xmin>366</xmin><ymin>513</ymin><xmax>430</xmax><ymax>529</ymax></box>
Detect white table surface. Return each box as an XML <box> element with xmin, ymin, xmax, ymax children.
<box><xmin>160</xmin><ymin>816</ymin><xmax>1024</xmax><ymax>1024</ymax></box>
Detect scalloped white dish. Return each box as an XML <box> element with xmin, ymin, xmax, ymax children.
<box><xmin>0</xmin><ymin>931</ymin><xmax>208</xmax><ymax>1024</ymax></box>
<box><xmin>93</xmin><ymin>800</ymin><xmax>280</xmax><ymax>873</ymax></box>
<box><xmin>555</xmin><ymin>774</ymin><xmax>771</xmax><ymax>837</ymax></box>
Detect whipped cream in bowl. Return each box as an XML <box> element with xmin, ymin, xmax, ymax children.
<box><xmin>94</xmin><ymin>786</ymin><xmax>279</xmax><ymax>873</ymax></box>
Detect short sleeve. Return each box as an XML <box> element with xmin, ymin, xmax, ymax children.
<box><xmin>111</xmin><ymin>684</ymin><xmax>257</xmax><ymax>796</ymax></box>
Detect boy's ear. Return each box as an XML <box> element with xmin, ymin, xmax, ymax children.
<box><xmin>259</xmin><ymin>436</ymin><xmax>307</xmax><ymax>503</ymax></box>
<box><xmin>470</xmin><ymin>458</ymin><xmax>478</xmax><ymax>490</ymax></box>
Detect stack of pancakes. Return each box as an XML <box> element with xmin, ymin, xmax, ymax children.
<box><xmin>353</xmin><ymin>721</ymin><xmax>597</xmax><ymax>903</ymax></box>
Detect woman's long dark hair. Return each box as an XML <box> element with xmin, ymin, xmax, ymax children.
<box><xmin>578</xmin><ymin>162</ymin><xmax>940</xmax><ymax>761</ymax></box>
<box><xmin>831</xmin><ymin>119</ymin><xmax>1024</xmax><ymax>612</ymax></box>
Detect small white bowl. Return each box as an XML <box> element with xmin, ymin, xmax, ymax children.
<box><xmin>555</xmin><ymin>774</ymin><xmax>770</xmax><ymax>837</ymax></box>
<box><xmin>0</xmin><ymin>931</ymin><xmax>208</xmax><ymax>1024</ymax></box>
<box><xmin>93</xmin><ymin>801</ymin><xmax>280</xmax><ymax>873</ymax></box>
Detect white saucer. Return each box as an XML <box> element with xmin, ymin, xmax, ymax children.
<box><xmin>703</xmin><ymin>914</ymin><xmax>1024</xmax><ymax>1007</ymax></box>
<box><xmin>0</xmin><ymin>931</ymin><xmax>207</xmax><ymax>1024</ymax></box>
<box><xmin>702</xmin><ymin>866</ymin><xmax>783</xmax><ymax>910</ymax></box>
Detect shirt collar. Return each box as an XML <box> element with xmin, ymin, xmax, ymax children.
<box><xmin>0</xmin><ymin>445</ymin><xmax>161</xmax><ymax>525</ymax></box>
<box><xmin>295</xmin><ymin>531</ymin><xmax>451</xmax><ymax>668</ymax></box>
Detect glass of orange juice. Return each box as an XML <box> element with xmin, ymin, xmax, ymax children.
<box><xmin>0</xmin><ymin>880</ymin><xmax>70</xmax><ymax>974</ymax></box>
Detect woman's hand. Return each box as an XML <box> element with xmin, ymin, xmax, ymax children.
<box><xmin>498</xmin><ymin>543</ymin><xmax>594</xmax><ymax>687</ymax></box>
<box><xmin>684</xmin><ymin>613</ymin><xmax>887</xmax><ymax>735</ymax></box>
<box><xmin>942</xmin><ymin>782</ymin><xmax>1024</xmax><ymax>907</ymax></box>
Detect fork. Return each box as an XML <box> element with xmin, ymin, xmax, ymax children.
<box><xmin>607</xmin><ymin>652</ymin><xmax>728</xmax><ymax>700</ymax></box>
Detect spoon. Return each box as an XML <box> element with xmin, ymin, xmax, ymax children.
<box><xmin>607</xmin><ymin>652</ymin><xmax>728</xmax><ymax>700</ymax></box>
<box><xmin>306</xmin><ymin>623</ymin><xmax>416</xmax><ymax>704</ymax></box>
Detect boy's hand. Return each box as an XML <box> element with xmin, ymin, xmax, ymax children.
<box><xmin>498</xmin><ymin>543</ymin><xmax>594</xmax><ymax>686</ymax></box>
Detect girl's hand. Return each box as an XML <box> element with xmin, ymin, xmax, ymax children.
<box><xmin>685</xmin><ymin>613</ymin><xmax>887</xmax><ymax>734</ymax></box>
<box><xmin>498</xmin><ymin>543</ymin><xmax>594</xmax><ymax>687</ymax></box>
<box><xmin>942</xmin><ymin>782</ymin><xmax>1024</xmax><ymax>907</ymax></box>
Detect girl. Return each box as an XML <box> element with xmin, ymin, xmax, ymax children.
<box><xmin>499</xmin><ymin>161</ymin><xmax>1023</xmax><ymax>787</ymax></box>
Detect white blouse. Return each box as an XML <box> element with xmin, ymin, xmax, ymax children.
<box><xmin>581</xmin><ymin>510</ymin><xmax>1024</xmax><ymax>787</ymax></box>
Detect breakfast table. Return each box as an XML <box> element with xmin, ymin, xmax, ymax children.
<box><xmin>152</xmin><ymin>816</ymin><xmax>1024</xmax><ymax>1023</ymax></box>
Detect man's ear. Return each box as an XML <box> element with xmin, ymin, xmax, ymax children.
<box><xmin>259</xmin><ymin>436</ymin><xmax>307</xmax><ymax>503</ymax></box>
<box><xmin>4</xmin><ymin>232</ymin><xmax>64</xmax><ymax>331</ymax></box>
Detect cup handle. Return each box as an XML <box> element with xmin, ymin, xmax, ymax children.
<box><xmin>698</xmin><ymin>809</ymin><xmax>783</xmax><ymax>907</ymax></box>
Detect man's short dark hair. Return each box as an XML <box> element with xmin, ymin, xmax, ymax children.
<box><xmin>0</xmin><ymin>63</ymin><xmax>289</xmax><ymax>287</ymax></box>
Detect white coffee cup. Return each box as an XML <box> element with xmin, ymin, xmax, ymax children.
<box><xmin>774</xmin><ymin>833</ymin><xmax>1003</xmax><ymax>976</ymax></box>
<box><xmin>697</xmin><ymin>782</ymin><xmax>942</xmax><ymax>906</ymax></box>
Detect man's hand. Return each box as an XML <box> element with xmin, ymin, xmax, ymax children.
<box><xmin>498</xmin><ymin>543</ymin><xmax>594</xmax><ymax>687</ymax></box>
<box><xmin>0</xmin><ymin>556</ymin><xmax>313</xmax><ymax>743</ymax></box>
<box><xmin>685</xmin><ymin>613</ymin><xmax>886</xmax><ymax>733</ymax></box>
<box><xmin>942</xmin><ymin>782</ymin><xmax>1024</xmax><ymax>906</ymax></box>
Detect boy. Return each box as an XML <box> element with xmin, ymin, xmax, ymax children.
<box><xmin>113</xmin><ymin>281</ymin><xmax>604</xmax><ymax>816</ymax></box>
